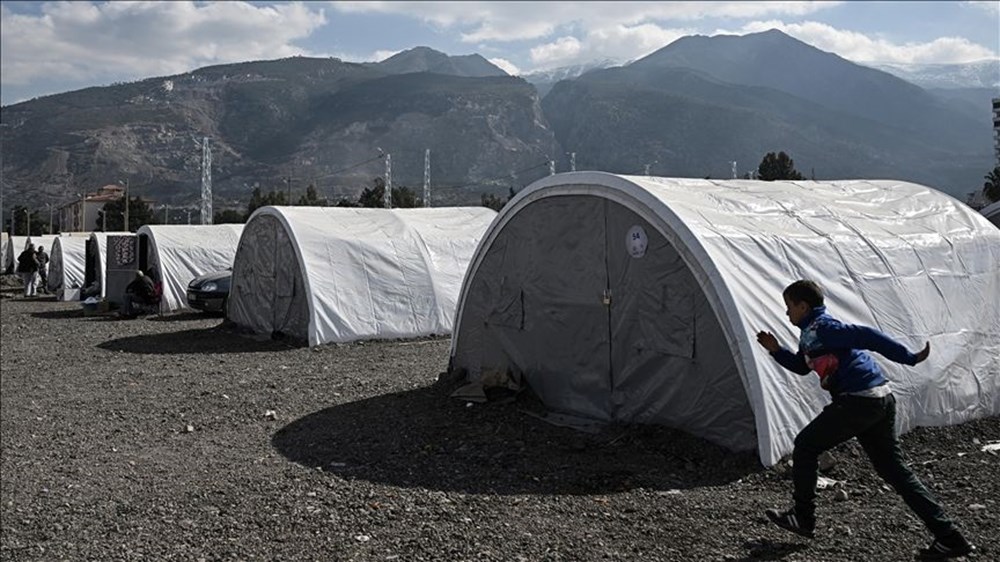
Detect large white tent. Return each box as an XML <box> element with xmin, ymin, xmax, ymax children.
<box><xmin>981</xmin><ymin>200</ymin><xmax>1000</xmax><ymax>228</ymax></box>
<box><xmin>229</xmin><ymin>206</ymin><xmax>497</xmax><ymax>346</ymax></box>
<box><xmin>450</xmin><ymin>172</ymin><xmax>1000</xmax><ymax>466</ymax></box>
<box><xmin>136</xmin><ymin>224</ymin><xmax>245</xmax><ymax>313</ymax></box>
<box><xmin>2</xmin><ymin>235</ymin><xmax>26</xmax><ymax>273</ymax></box>
<box><xmin>48</xmin><ymin>236</ymin><xmax>88</xmax><ymax>300</ymax></box>
<box><xmin>85</xmin><ymin>232</ymin><xmax>131</xmax><ymax>299</ymax></box>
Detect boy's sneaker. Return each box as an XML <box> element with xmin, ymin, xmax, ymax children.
<box><xmin>765</xmin><ymin>507</ymin><xmax>815</xmax><ymax>539</ymax></box>
<box><xmin>917</xmin><ymin>531</ymin><xmax>974</xmax><ymax>560</ymax></box>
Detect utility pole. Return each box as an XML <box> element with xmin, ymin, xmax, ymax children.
<box><xmin>384</xmin><ymin>153</ymin><xmax>392</xmax><ymax>209</ymax></box>
<box><xmin>731</xmin><ymin>161</ymin><xmax>738</xmax><ymax>180</ymax></box>
<box><xmin>187</xmin><ymin>208</ymin><xmax>192</xmax><ymax>225</ymax></box>
<box><xmin>423</xmin><ymin>149</ymin><xmax>431</xmax><ymax>208</ymax></box>
<box><xmin>48</xmin><ymin>204</ymin><xmax>54</xmax><ymax>234</ymax></box>
<box><xmin>569</xmin><ymin>152</ymin><xmax>576</xmax><ymax>172</ymax></box>
<box><xmin>549</xmin><ymin>159</ymin><xmax>555</xmax><ymax>176</ymax></box>
<box><xmin>24</xmin><ymin>208</ymin><xmax>29</xmax><ymax>236</ymax></box>
<box><xmin>163</xmin><ymin>205</ymin><xmax>169</xmax><ymax>224</ymax></box>
<box><xmin>102</xmin><ymin>207</ymin><xmax>106</xmax><ymax>232</ymax></box>
<box><xmin>201</xmin><ymin>137</ymin><xmax>212</xmax><ymax>224</ymax></box>
<box><xmin>123</xmin><ymin>178</ymin><xmax>130</xmax><ymax>231</ymax></box>
<box><xmin>285</xmin><ymin>176</ymin><xmax>292</xmax><ymax>205</ymax></box>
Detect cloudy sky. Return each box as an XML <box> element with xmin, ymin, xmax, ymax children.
<box><xmin>1</xmin><ymin>1</ymin><xmax>998</xmax><ymax>105</ymax></box>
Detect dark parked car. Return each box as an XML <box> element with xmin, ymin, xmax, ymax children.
<box><xmin>187</xmin><ymin>269</ymin><xmax>231</xmax><ymax>314</ymax></box>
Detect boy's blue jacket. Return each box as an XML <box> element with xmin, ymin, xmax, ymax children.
<box><xmin>770</xmin><ymin>306</ymin><xmax>918</xmax><ymax>395</ymax></box>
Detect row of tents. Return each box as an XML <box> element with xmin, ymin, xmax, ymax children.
<box><xmin>4</xmin><ymin>173</ymin><xmax>999</xmax><ymax>466</ymax></box>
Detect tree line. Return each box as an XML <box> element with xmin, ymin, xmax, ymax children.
<box><xmin>5</xmin><ymin>156</ymin><xmax>999</xmax><ymax>234</ymax></box>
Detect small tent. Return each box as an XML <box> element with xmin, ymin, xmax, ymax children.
<box><xmin>85</xmin><ymin>232</ymin><xmax>132</xmax><ymax>299</ymax></box>
<box><xmin>450</xmin><ymin>172</ymin><xmax>1000</xmax><ymax>466</ymax></box>
<box><xmin>136</xmin><ymin>224</ymin><xmax>245</xmax><ymax>313</ymax></box>
<box><xmin>229</xmin><ymin>206</ymin><xmax>497</xmax><ymax>346</ymax></box>
<box><xmin>26</xmin><ymin>235</ymin><xmax>60</xmax><ymax>256</ymax></box>
<box><xmin>981</xmin><ymin>200</ymin><xmax>1000</xmax><ymax>228</ymax></box>
<box><xmin>48</xmin><ymin>236</ymin><xmax>88</xmax><ymax>300</ymax></box>
<box><xmin>0</xmin><ymin>234</ymin><xmax>17</xmax><ymax>273</ymax></box>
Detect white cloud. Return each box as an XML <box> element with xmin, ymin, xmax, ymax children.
<box><xmin>1</xmin><ymin>1</ymin><xmax>326</xmax><ymax>88</ymax></box>
<box><xmin>329</xmin><ymin>1</ymin><xmax>839</xmax><ymax>43</ymax></box>
<box><xmin>372</xmin><ymin>49</ymin><xmax>403</xmax><ymax>63</ymax></box>
<box><xmin>529</xmin><ymin>36</ymin><xmax>583</xmax><ymax>67</ymax></box>
<box><xmin>527</xmin><ymin>24</ymin><xmax>694</xmax><ymax>70</ymax></box>
<box><xmin>488</xmin><ymin>57</ymin><xmax>519</xmax><ymax>75</ymax></box>
<box><xmin>962</xmin><ymin>1</ymin><xmax>1000</xmax><ymax>16</ymax></box>
<box><xmin>721</xmin><ymin>20</ymin><xmax>998</xmax><ymax>64</ymax></box>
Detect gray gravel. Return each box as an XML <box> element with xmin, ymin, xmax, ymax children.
<box><xmin>1</xmin><ymin>292</ymin><xmax>996</xmax><ymax>561</ymax></box>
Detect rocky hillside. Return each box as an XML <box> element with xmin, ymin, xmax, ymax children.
<box><xmin>543</xmin><ymin>30</ymin><xmax>993</xmax><ymax>194</ymax></box>
<box><xmin>0</xmin><ymin>50</ymin><xmax>556</xmax><ymax>212</ymax></box>
<box><xmin>1</xmin><ymin>34</ymin><xmax>993</xmax><ymax>215</ymax></box>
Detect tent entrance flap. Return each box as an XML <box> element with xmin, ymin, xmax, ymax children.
<box><xmin>229</xmin><ymin>214</ymin><xmax>309</xmax><ymax>342</ymax></box>
<box><xmin>456</xmin><ymin>192</ymin><xmax>754</xmax><ymax>451</ymax></box>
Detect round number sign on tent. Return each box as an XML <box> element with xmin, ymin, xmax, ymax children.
<box><xmin>228</xmin><ymin>206</ymin><xmax>497</xmax><ymax>346</ymax></box>
<box><xmin>449</xmin><ymin>172</ymin><xmax>1000</xmax><ymax>466</ymax></box>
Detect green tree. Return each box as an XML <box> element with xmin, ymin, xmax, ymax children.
<box><xmin>757</xmin><ymin>151</ymin><xmax>804</xmax><ymax>181</ymax></box>
<box><xmin>334</xmin><ymin>197</ymin><xmax>359</xmax><ymax>208</ymax></box>
<box><xmin>391</xmin><ymin>185</ymin><xmax>421</xmax><ymax>208</ymax></box>
<box><xmin>96</xmin><ymin>196</ymin><xmax>157</xmax><ymax>232</ymax></box>
<box><xmin>295</xmin><ymin>184</ymin><xmax>327</xmax><ymax>206</ymax></box>
<box><xmin>247</xmin><ymin>187</ymin><xmax>289</xmax><ymax>217</ymax></box>
<box><xmin>983</xmin><ymin>166</ymin><xmax>1000</xmax><ymax>203</ymax></box>
<box><xmin>9</xmin><ymin>205</ymin><xmax>46</xmax><ymax>235</ymax></box>
<box><xmin>214</xmin><ymin>209</ymin><xmax>246</xmax><ymax>224</ymax></box>
<box><xmin>358</xmin><ymin>177</ymin><xmax>386</xmax><ymax>208</ymax></box>
<box><xmin>481</xmin><ymin>192</ymin><xmax>507</xmax><ymax>211</ymax></box>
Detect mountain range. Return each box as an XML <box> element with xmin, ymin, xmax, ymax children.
<box><xmin>0</xmin><ymin>30</ymin><xmax>996</xmax><ymax>217</ymax></box>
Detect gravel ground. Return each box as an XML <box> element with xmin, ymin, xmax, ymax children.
<box><xmin>1</xmin><ymin>290</ymin><xmax>996</xmax><ymax>561</ymax></box>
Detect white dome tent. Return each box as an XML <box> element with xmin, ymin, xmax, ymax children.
<box><xmin>136</xmin><ymin>224</ymin><xmax>245</xmax><ymax>313</ymax></box>
<box><xmin>48</xmin><ymin>236</ymin><xmax>87</xmax><ymax>300</ymax></box>
<box><xmin>2</xmin><ymin>236</ymin><xmax>28</xmax><ymax>273</ymax></box>
<box><xmin>229</xmin><ymin>206</ymin><xmax>497</xmax><ymax>346</ymax></box>
<box><xmin>450</xmin><ymin>172</ymin><xmax>1000</xmax><ymax>466</ymax></box>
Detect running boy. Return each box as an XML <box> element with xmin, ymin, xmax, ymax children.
<box><xmin>756</xmin><ymin>280</ymin><xmax>973</xmax><ymax>560</ymax></box>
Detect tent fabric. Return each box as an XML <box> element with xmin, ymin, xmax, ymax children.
<box><xmin>87</xmin><ymin>232</ymin><xmax>131</xmax><ymax>298</ymax></box>
<box><xmin>136</xmin><ymin>224</ymin><xmax>245</xmax><ymax>313</ymax></box>
<box><xmin>49</xmin><ymin>236</ymin><xmax>88</xmax><ymax>300</ymax></box>
<box><xmin>2</xmin><ymin>236</ymin><xmax>27</xmax><ymax>273</ymax></box>
<box><xmin>981</xmin><ymin>200</ymin><xmax>1000</xmax><ymax>228</ymax></box>
<box><xmin>450</xmin><ymin>172</ymin><xmax>1000</xmax><ymax>466</ymax></box>
<box><xmin>229</xmin><ymin>206</ymin><xmax>497</xmax><ymax>346</ymax></box>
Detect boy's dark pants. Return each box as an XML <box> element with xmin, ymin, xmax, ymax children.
<box><xmin>792</xmin><ymin>393</ymin><xmax>956</xmax><ymax>538</ymax></box>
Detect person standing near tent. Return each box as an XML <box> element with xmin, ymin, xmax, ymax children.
<box><xmin>16</xmin><ymin>243</ymin><xmax>39</xmax><ymax>297</ymax></box>
<box><xmin>755</xmin><ymin>280</ymin><xmax>973</xmax><ymax>560</ymax></box>
<box><xmin>35</xmin><ymin>244</ymin><xmax>50</xmax><ymax>294</ymax></box>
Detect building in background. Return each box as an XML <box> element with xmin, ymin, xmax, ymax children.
<box><xmin>58</xmin><ymin>185</ymin><xmax>124</xmax><ymax>232</ymax></box>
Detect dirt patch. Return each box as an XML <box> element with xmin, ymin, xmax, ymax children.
<box><xmin>1</xmin><ymin>298</ymin><xmax>996</xmax><ymax>561</ymax></box>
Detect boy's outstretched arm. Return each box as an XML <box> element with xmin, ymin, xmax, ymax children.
<box><xmin>757</xmin><ymin>331</ymin><xmax>811</xmax><ymax>375</ymax></box>
<box><xmin>817</xmin><ymin>323</ymin><xmax>930</xmax><ymax>366</ymax></box>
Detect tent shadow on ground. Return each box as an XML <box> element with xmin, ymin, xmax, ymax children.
<box><xmin>272</xmin><ymin>382</ymin><xmax>762</xmax><ymax>495</ymax></box>
<box><xmin>736</xmin><ymin>539</ymin><xmax>808</xmax><ymax>561</ymax></box>
<box><xmin>97</xmin><ymin>326</ymin><xmax>293</xmax><ymax>354</ymax></box>
<box><xmin>148</xmin><ymin>311</ymin><xmax>221</xmax><ymax>323</ymax></box>
<box><xmin>31</xmin><ymin>308</ymin><xmax>86</xmax><ymax>320</ymax></box>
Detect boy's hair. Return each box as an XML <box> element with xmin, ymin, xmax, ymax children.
<box><xmin>783</xmin><ymin>279</ymin><xmax>824</xmax><ymax>308</ymax></box>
